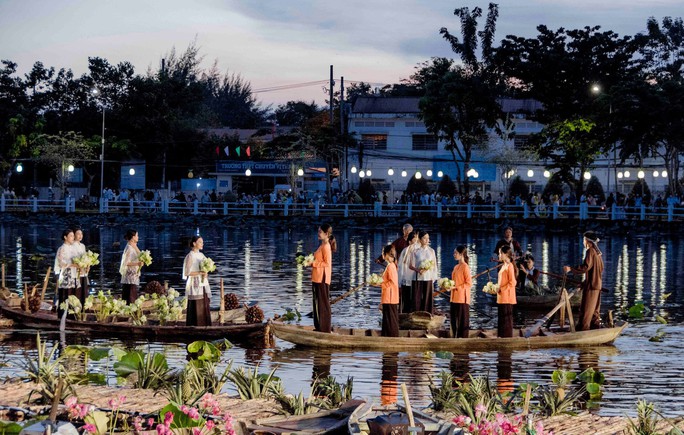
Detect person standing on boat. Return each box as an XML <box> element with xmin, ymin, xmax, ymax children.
<box><xmin>397</xmin><ymin>231</ymin><xmax>418</xmax><ymax>313</ymax></box>
<box><xmin>375</xmin><ymin>223</ymin><xmax>413</xmax><ymax>264</ymax></box>
<box><xmin>72</xmin><ymin>227</ymin><xmax>88</xmax><ymax>305</ymax></box>
<box><xmin>496</xmin><ymin>246</ymin><xmax>517</xmax><ymax>337</ymax></box>
<box><xmin>377</xmin><ymin>244</ymin><xmax>399</xmax><ymax>337</ymax></box>
<box><xmin>183</xmin><ymin>236</ymin><xmax>212</xmax><ymax>327</ymax></box>
<box><xmin>119</xmin><ymin>229</ymin><xmax>143</xmax><ymax>304</ymax></box>
<box><xmin>450</xmin><ymin>245</ymin><xmax>472</xmax><ymax>338</ymax></box>
<box><xmin>563</xmin><ymin>231</ymin><xmax>604</xmax><ymax>331</ymax></box>
<box><xmin>491</xmin><ymin>227</ymin><xmax>523</xmax><ymax>262</ymax></box>
<box><xmin>409</xmin><ymin>231</ymin><xmax>437</xmax><ymax>313</ymax></box>
<box><xmin>311</xmin><ymin>224</ymin><xmax>336</xmax><ymax>333</ymax></box>
<box><xmin>54</xmin><ymin>229</ymin><xmax>80</xmax><ymax>319</ymax></box>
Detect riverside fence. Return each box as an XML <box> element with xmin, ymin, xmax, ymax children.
<box><xmin>1</xmin><ymin>196</ymin><xmax>683</xmax><ymax>222</ymax></box>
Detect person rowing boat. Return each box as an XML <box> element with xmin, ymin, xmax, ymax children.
<box><xmin>563</xmin><ymin>231</ymin><xmax>604</xmax><ymax>331</ymax></box>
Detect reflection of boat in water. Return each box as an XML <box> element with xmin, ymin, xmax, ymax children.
<box><xmin>238</xmin><ymin>399</ymin><xmax>365</xmax><ymax>435</ymax></box>
<box><xmin>348</xmin><ymin>401</ymin><xmax>459</xmax><ymax>435</ymax></box>
<box><xmin>0</xmin><ymin>300</ymin><xmax>268</xmax><ymax>344</ymax></box>
<box><xmin>270</xmin><ymin>321</ymin><xmax>628</xmax><ymax>351</ymax></box>
<box><xmin>484</xmin><ymin>290</ymin><xmax>581</xmax><ymax>309</ymax></box>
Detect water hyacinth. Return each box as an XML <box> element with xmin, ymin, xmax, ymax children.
<box><xmin>437</xmin><ymin>277</ymin><xmax>456</xmax><ymax>291</ymax></box>
<box><xmin>200</xmin><ymin>257</ymin><xmax>217</xmax><ymax>273</ymax></box>
<box><xmin>482</xmin><ymin>281</ymin><xmax>499</xmax><ymax>295</ymax></box>
<box><xmin>367</xmin><ymin>273</ymin><xmax>383</xmax><ymax>286</ymax></box>
<box><xmin>73</xmin><ymin>250</ymin><xmax>100</xmax><ymax>269</ymax></box>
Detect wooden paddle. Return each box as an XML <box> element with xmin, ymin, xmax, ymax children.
<box><xmin>539</xmin><ymin>270</ymin><xmax>608</xmax><ymax>293</ymax></box>
<box><xmin>305</xmin><ymin>282</ymin><xmax>367</xmax><ymax>317</ymax></box>
<box><xmin>40</xmin><ymin>267</ymin><xmax>52</xmax><ymax>304</ymax></box>
<box><xmin>524</xmin><ymin>288</ymin><xmax>577</xmax><ymax>338</ymax></box>
<box><xmin>400</xmin><ymin>383</ymin><xmax>416</xmax><ymax>429</ymax></box>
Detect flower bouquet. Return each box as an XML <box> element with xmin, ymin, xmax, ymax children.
<box><xmin>296</xmin><ymin>253</ymin><xmax>314</xmax><ymax>267</ymax></box>
<box><xmin>200</xmin><ymin>257</ymin><xmax>217</xmax><ymax>273</ymax></box>
<box><xmin>437</xmin><ymin>277</ymin><xmax>455</xmax><ymax>291</ymax></box>
<box><xmin>482</xmin><ymin>281</ymin><xmax>499</xmax><ymax>295</ymax></box>
<box><xmin>138</xmin><ymin>250</ymin><xmax>153</xmax><ymax>273</ymax></box>
<box><xmin>419</xmin><ymin>259</ymin><xmax>434</xmax><ymax>273</ymax></box>
<box><xmin>73</xmin><ymin>250</ymin><xmax>100</xmax><ymax>270</ymax></box>
<box><xmin>367</xmin><ymin>273</ymin><xmax>383</xmax><ymax>286</ymax></box>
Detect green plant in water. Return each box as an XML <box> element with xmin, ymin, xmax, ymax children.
<box><xmin>113</xmin><ymin>349</ymin><xmax>171</xmax><ymax>389</ymax></box>
<box><xmin>21</xmin><ymin>333</ymin><xmax>75</xmax><ymax>403</ymax></box>
<box><xmin>228</xmin><ymin>363</ymin><xmax>281</xmax><ymax>400</ymax></box>
<box><xmin>278</xmin><ymin>308</ymin><xmax>302</xmax><ymax>322</ymax></box>
<box><xmin>625</xmin><ymin>399</ymin><xmax>684</xmax><ymax>435</ymax></box>
<box><xmin>533</xmin><ymin>384</ymin><xmax>585</xmax><ymax>416</ymax></box>
<box><xmin>274</xmin><ymin>384</ymin><xmax>325</xmax><ymax>416</ymax></box>
<box><xmin>577</xmin><ymin>367</ymin><xmax>605</xmax><ymax>400</ymax></box>
<box><xmin>551</xmin><ymin>369</ymin><xmax>576</xmax><ymax>401</ymax></box>
<box><xmin>428</xmin><ymin>372</ymin><xmax>506</xmax><ymax>421</ymax></box>
<box><xmin>64</xmin><ymin>344</ymin><xmax>117</xmax><ymax>385</ymax></box>
<box><xmin>161</xmin><ymin>359</ymin><xmax>233</xmax><ymax>405</ymax></box>
<box><xmin>312</xmin><ymin>375</ymin><xmax>354</xmax><ymax>409</ymax></box>
<box><xmin>428</xmin><ymin>370</ymin><xmax>460</xmax><ymax>412</ymax></box>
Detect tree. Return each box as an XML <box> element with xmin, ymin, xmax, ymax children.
<box><xmin>508</xmin><ymin>175</ymin><xmax>529</xmax><ymax>200</ymax></box>
<box><xmin>357</xmin><ymin>179</ymin><xmax>376</xmax><ymax>204</ymax></box>
<box><xmin>631</xmin><ymin>179</ymin><xmax>652</xmax><ymax>199</ymax></box>
<box><xmin>274</xmin><ymin>101</ymin><xmax>321</xmax><ymax>127</ymax></box>
<box><xmin>416</xmin><ymin>3</ymin><xmax>510</xmax><ymax>194</ymax></box>
<box><xmin>437</xmin><ymin>174</ymin><xmax>457</xmax><ymax>197</ymax></box>
<box><xmin>542</xmin><ymin>172</ymin><xmax>565</xmax><ymax>199</ymax></box>
<box><xmin>406</xmin><ymin>175</ymin><xmax>429</xmax><ymax>195</ymax></box>
<box><xmin>32</xmin><ymin>132</ymin><xmax>96</xmax><ymax>193</ymax></box>
<box><xmin>585</xmin><ymin>176</ymin><xmax>606</xmax><ymax>203</ymax></box>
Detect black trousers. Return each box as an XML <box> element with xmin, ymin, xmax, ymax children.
<box><xmin>450</xmin><ymin>302</ymin><xmax>470</xmax><ymax>338</ymax></box>
<box><xmin>400</xmin><ymin>285</ymin><xmax>413</xmax><ymax>313</ymax></box>
<box><xmin>74</xmin><ymin>277</ymin><xmax>88</xmax><ymax>305</ymax></box>
<box><xmin>497</xmin><ymin>304</ymin><xmax>514</xmax><ymax>338</ymax></box>
<box><xmin>312</xmin><ymin>282</ymin><xmax>331</xmax><ymax>332</ymax></box>
<box><xmin>382</xmin><ymin>303</ymin><xmax>399</xmax><ymax>337</ymax></box>
<box><xmin>186</xmin><ymin>293</ymin><xmax>212</xmax><ymax>326</ymax></box>
<box><xmin>121</xmin><ymin>284</ymin><xmax>138</xmax><ymax>304</ymax></box>
<box><xmin>412</xmin><ymin>280</ymin><xmax>434</xmax><ymax>313</ymax></box>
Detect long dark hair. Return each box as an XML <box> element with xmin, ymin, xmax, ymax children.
<box><xmin>499</xmin><ymin>245</ymin><xmax>514</xmax><ymax>263</ymax></box>
<box><xmin>320</xmin><ymin>223</ymin><xmax>337</xmax><ymax>253</ymax></box>
<box><xmin>455</xmin><ymin>245</ymin><xmax>469</xmax><ymax>264</ymax></box>
<box><xmin>382</xmin><ymin>244</ymin><xmax>396</xmax><ymax>263</ymax></box>
<box><xmin>124</xmin><ymin>229</ymin><xmax>137</xmax><ymax>241</ymax></box>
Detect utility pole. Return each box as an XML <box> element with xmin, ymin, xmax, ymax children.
<box><xmin>340</xmin><ymin>76</ymin><xmax>346</xmax><ymax>191</ymax></box>
<box><xmin>329</xmin><ymin>65</ymin><xmax>334</xmax><ymax>125</ymax></box>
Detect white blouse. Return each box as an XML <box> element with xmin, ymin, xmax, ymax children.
<box><xmin>411</xmin><ymin>245</ymin><xmax>438</xmax><ymax>282</ymax></box>
<box><xmin>183</xmin><ymin>250</ymin><xmax>211</xmax><ymax>300</ymax></box>
<box><xmin>397</xmin><ymin>243</ymin><xmax>417</xmax><ymax>286</ymax></box>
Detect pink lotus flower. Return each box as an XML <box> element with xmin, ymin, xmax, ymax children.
<box><xmin>163</xmin><ymin>411</ymin><xmax>174</xmax><ymax>427</ymax></box>
<box><xmin>205</xmin><ymin>420</ymin><xmax>216</xmax><ymax>431</ymax></box>
<box><xmin>83</xmin><ymin>423</ymin><xmax>97</xmax><ymax>434</ymax></box>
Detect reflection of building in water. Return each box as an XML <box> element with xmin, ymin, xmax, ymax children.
<box><xmin>449</xmin><ymin>353</ymin><xmax>471</xmax><ymax>382</ymax></box>
<box><xmin>381</xmin><ymin>353</ymin><xmax>399</xmax><ymax>405</ymax></box>
<box><xmin>496</xmin><ymin>350</ymin><xmax>514</xmax><ymax>395</ymax></box>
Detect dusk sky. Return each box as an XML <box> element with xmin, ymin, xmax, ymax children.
<box><xmin>1</xmin><ymin>0</ymin><xmax>681</xmax><ymax>108</ymax></box>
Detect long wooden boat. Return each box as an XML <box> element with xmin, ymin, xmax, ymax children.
<box><xmin>348</xmin><ymin>401</ymin><xmax>459</xmax><ymax>435</ymax></box>
<box><xmin>238</xmin><ymin>399</ymin><xmax>365</xmax><ymax>435</ymax></box>
<box><xmin>270</xmin><ymin>321</ymin><xmax>627</xmax><ymax>351</ymax></box>
<box><xmin>0</xmin><ymin>300</ymin><xmax>268</xmax><ymax>344</ymax></box>
<box><xmin>399</xmin><ymin>311</ymin><xmax>445</xmax><ymax>330</ymax></box>
<box><xmin>485</xmin><ymin>290</ymin><xmax>582</xmax><ymax>309</ymax></box>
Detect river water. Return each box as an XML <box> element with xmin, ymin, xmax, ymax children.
<box><xmin>0</xmin><ymin>220</ymin><xmax>682</xmax><ymax>416</ymax></box>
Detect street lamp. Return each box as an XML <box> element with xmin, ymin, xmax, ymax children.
<box><xmin>297</xmin><ymin>168</ymin><xmax>304</xmax><ymax>177</ymax></box>
<box><xmin>129</xmin><ymin>168</ymin><xmax>136</xmax><ymax>176</ymax></box>
<box><xmin>91</xmin><ymin>88</ymin><xmax>105</xmax><ymax>200</ymax></box>
<box><xmin>15</xmin><ymin>163</ymin><xmax>23</xmax><ymax>173</ymax></box>
<box><xmin>591</xmin><ymin>84</ymin><xmax>616</xmax><ymax>193</ymax></box>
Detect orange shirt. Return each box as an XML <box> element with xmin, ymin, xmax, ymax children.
<box><xmin>450</xmin><ymin>262</ymin><xmax>472</xmax><ymax>304</ymax></box>
<box><xmin>497</xmin><ymin>262</ymin><xmax>517</xmax><ymax>304</ymax></box>
<box><xmin>311</xmin><ymin>242</ymin><xmax>332</xmax><ymax>284</ymax></box>
<box><xmin>381</xmin><ymin>262</ymin><xmax>399</xmax><ymax>304</ymax></box>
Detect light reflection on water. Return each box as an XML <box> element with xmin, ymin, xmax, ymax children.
<box><xmin>1</xmin><ymin>222</ymin><xmax>683</xmax><ymax>416</ymax></box>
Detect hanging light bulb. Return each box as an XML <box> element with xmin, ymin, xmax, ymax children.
<box><xmin>437</xmin><ymin>171</ymin><xmax>444</xmax><ymax>178</ymax></box>
<box><xmin>543</xmin><ymin>170</ymin><xmax>550</xmax><ymax>178</ymax></box>
<box><xmin>624</xmin><ymin>170</ymin><xmax>631</xmax><ymax>178</ymax></box>
<box><xmin>366</xmin><ymin>169</ymin><xmax>372</xmax><ymax>177</ymax></box>
<box><xmin>129</xmin><ymin>168</ymin><xmax>135</xmax><ymax>176</ymax></box>
<box><xmin>245</xmin><ymin>169</ymin><xmax>252</xmax><ymax>176</ymax></box>
<box><xmin>662</xmin><ymin>170</ymin><xmax>668</xmax><ymax>177</ymax></box>
<box><xmin>401</xmin><ymin>170</ymin><xmax>407</xmax><ymax>177</ymax></box>
<box><xmin>617</xmin><ymin>172</ymin><xmax>623</xmax><ymax>179</ymax></box>
<box><xmin>527</xmin><ymin>169</ymin><xmax>534</xmax><ymax>178</ymax></box>
<box><xmin>15</xmin><ymin>163</ymin><xmax>23</xmax><ymax>173</ymax></box>
<box><xmin>426</xmin><ymin>169</ymin><xmax>433</xmax><ymax>177</ymax></box>
<box><xmin>583</xmin><ymin>171</ymin><xmax>591</xmax><ymax>180</ymax></box>
<box><xmin>359</xmin><ymin>170</ymin><xmax>366</xmax><ymax>178</ymax></box>
<box><xmin>653</xmin><ymin>170</ymin><xmax>659</xmax><ymax>178</ymax></box>
<box><xmin>387</xmin><ymin>168</ymin><xmax>394</xmax><ymax>176</ymax></box>
<box><xmin>297</xmin><ymin>168</ymin><xmax>304</xmax><ymax>176</ymax></box>
<box><xmin>350</xmin><ymin>166</ymin><xmax>357</xmax><ymax>174</ymax></box>
<box><xmin>415</xmin><ymin>171</ymin><xmax>422</xmax><ymax>179</ymax></box>
<box><xmin>637</xmin><ymin>170</ymin><xmax>645</xmax><ymax>179</ymax></box>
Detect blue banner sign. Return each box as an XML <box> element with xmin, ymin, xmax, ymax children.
<box><xmin>217</xmin><ymin>160</ymin><xmax>290</xmax><ymax>175</ymax></box>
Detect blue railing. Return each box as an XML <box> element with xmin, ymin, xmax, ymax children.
<box><xmin>1</xmin><ymin>195</ymin><xmax>682</xmax><ymax>222</ymax></box>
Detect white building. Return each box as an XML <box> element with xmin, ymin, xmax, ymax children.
<box><xmin>347</xmin><ymin>96</ymin><xmax>671</xmax><ymax>199</ymax></box>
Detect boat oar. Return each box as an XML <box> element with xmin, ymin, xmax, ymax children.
<box><xmin>524</xmin><ymin>289</ymin><xmax>576</xmax><ymax>338</ymax></box>
<box><xmin>539</xmin><ymin>270</ymin><xmax>608</xmax><ymax>293</ymax></box>
<box><xmin>400</xmin><ymin>383</ymin><xmax>416</xmax><ymax>429</ymax></box>
<box><xmin>40</xmin><ymin>267</ymin><xmax>52</xmax><ymax>306</ymax></box>
<box><xmin>305</xmin><ymin>282</ymin><xmax>367</xmax><ymax>317</ymax></box>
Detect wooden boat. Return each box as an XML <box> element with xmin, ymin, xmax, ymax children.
<box><xmin>348</xmin><ymin>401</ymin><xmax>459</xmax><ymax>435</ymax></box>
<box><xmin>269</xmin><ymin>321</ymin><xmax>627</xmax><ymax>351</ymax></box>
<box><xmin>238</xmin><ymin>399</ymin><xmax>365</xmax><ymax>435</ymax></box>
<box><xmin>0</xmin><ymin>300</ymin><xmax>268</xmax><ymax>344</ymax></box>
<box><xmin>485</xmin><ymin>290</ymin><xmax>581</xmax><ymax>309</ymax></box>
<box><xmin>399</xmin><ymin>311</ymin><xmax>445</xmax><ymax>330</ymax></box>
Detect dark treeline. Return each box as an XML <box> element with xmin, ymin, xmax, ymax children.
<box><xmin>1</xmin><ymin>6</ymin><xmax>683</xmax><ymax>199</ymax></box>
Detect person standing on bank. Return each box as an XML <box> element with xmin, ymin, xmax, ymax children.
<box><xmin>450</xmin><ymin>245</ymin><xmax>472</xmax><ymax>338</ymax></box>
<box><xmin>497</xmin><ymin>245</ymin><xmax>517</xmax><ymax>338</ymax></box>
<box><xmin>397</xmin><ymin>231</ymin><xmax>418</xmax><ymax>313</ymax></box>
<box><xmin>72</xmin><ymin>227</ymin><xmax>88</xmax><ymax>305</ymax></box>
<box><xmin>563</xmin><ymin>231</ymin><xmax>604</xmax><ymax>331</ymax></box>
<box><xmin>491</xmin><ymin>227</ymin><xmax>523</xmax><ymax>262</ymax></box>
<box><xmin>183</xmin><ymin>236</ymin><xmax>212</xmax><ymax>326</ymax></box>
<box><xmin>311</xmin><ymin>224</ymin><xmax>336</xmax><ymax>333</ymax></box>
<box><xmin>409</xmin><ymin>231</ymin><xmax>438</xmax><ymax>313</ymax></box>
<box><xmin>119</xmin><ymin>229</ymin><xmax>143</xmax><ymax>304</ymax></box>
<box><xmin>375</xmin><ymin>223</ymin><xmax>413</xmax><ymax>264</ymax></box>
<box><xmin>54</xmin><ymin>229</ymin><xmax>80</xmax><ymax>319</ymax></box>
<box><xmin>378</xmin><ymin>244</ymin><xmax>399</xmax><ymax>337</ymax></box>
